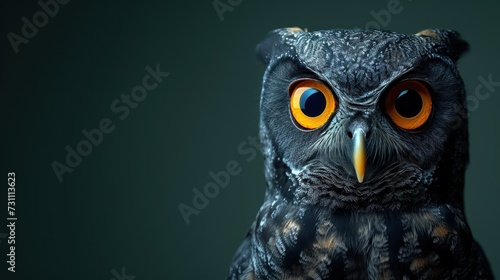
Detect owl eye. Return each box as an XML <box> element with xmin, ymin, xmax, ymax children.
<box><xmin>289</xmin><ymin>79</ymin><xmax>336</xmax><ymax>130</ymax></box>
<box><xmin>385</xmin><ymin>80</ymin><xmax>433</xmax><ymax>130</ymax></box>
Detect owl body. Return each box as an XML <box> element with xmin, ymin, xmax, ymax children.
<box><xmin>228</xmin><ymin>28</ymin><xmax>493</xmax><ymax>279</ymax></box>
<box><xmin>249</xmin><ymin>203</ymin><xmax>477</xmax><ymax>279</ymax></box>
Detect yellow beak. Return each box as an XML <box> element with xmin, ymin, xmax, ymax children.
<box><xmin>352</xmin><ymin>129</ymin><xmax>366</xmax><ymax>183</ymax></box>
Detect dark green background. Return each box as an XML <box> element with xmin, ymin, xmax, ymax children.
<box><xmin>1</xmin><ymin>0</ymin><xmax>499</xmax><ymax>279</ymax></box>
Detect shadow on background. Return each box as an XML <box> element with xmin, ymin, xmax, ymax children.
<box><xmin>1</xmin><ymin>0</ymin><xmax>499</xmax><ymax>279</ymax></box>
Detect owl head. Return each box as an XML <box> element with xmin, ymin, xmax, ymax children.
<box><xmin>257</xmin><ymin>28</ymin><xmax>470</xmax><ymax>211</ymax></box>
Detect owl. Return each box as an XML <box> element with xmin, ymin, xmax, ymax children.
<box><xmin>227</xmin><ymin>28</ymin><xmax>494</xmax><ymax>280</ymax></box>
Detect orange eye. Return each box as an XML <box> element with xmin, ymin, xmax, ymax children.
<box><xmin>289</xmin><ymin>79</ymin><xmax>336</xmax><ymax>130</ymax></box>
<box><xmin>385</xmin><ymin>80</ymin><xmax>433</xmax><ymax>130</ymax></box>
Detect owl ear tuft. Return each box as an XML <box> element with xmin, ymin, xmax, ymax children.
<box><xmin>416</xmin><ymin>29</ymin><xmax>470</xmax><ymax>62</ymax></box>
<box><xmin>256</xmin><ymin>27</ymin><xmax>305</xmax><ymax>64</ymax></box>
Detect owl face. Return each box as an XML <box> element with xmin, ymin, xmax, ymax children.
<box><xmin>258</xmin><ymin>28</ymin><xmax>469</xmax><ymax>210</ymax></box>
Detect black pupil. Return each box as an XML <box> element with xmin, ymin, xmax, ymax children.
<box><xmin>300</xmin><ymin>88</ymin><xmax>326</xmax><ymax>117</ymax></box>
<box><xmin>395</xmin><ymin>89</ymin><xmax>422</xmax><ymax>118</ymax></box>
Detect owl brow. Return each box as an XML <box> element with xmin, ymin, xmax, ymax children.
<box><xmin>373</xmin><ymin>62</ymin><xmax>429</xmax><ymax>99</ymax></box>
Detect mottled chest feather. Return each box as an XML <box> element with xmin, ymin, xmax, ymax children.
<box><xmin>252</xmin><ymin>201</ymin><xmax>473</xmax><ymax>280</ymax></box>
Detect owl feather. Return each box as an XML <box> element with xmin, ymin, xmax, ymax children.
<box><xmin>228</xmin><ymin>28</ymin><xmax>493</xmax><ymax>280</ymax></box>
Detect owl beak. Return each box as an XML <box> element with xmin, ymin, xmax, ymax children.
<box><xmin>352</xmin><ymin>129</ymin><xmax>366</xmax><ymax>183</ymax></box>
